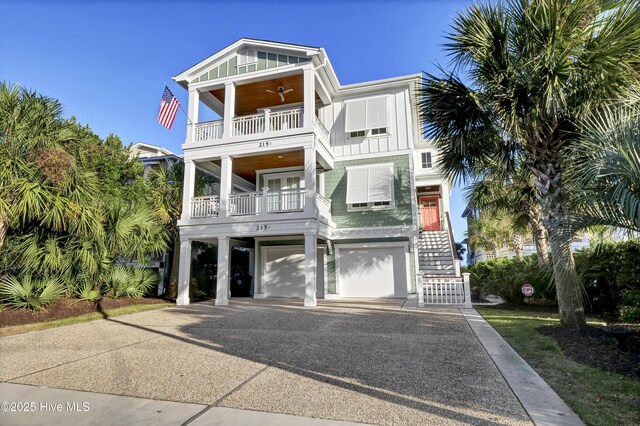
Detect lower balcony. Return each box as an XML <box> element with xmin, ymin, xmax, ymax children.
<box><xmin>190</xmin><ymin>189</ymin><xmax>331</xmax><ymax>221</ymax></box>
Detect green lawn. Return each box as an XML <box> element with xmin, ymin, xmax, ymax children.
<box><xmin>0</xmin><ymin>303</ymin><xmax>172</xmax><ymax>337</ymax></box>
<box><xmin>476</xmin><ymin>308</ymin><xmax>640</xmax><ymax>426</ymax></box>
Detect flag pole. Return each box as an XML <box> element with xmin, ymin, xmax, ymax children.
<box><xmin>164</xmin><ymin>82</ymin><xmax>192</xmax><ymax>125</ymax></box>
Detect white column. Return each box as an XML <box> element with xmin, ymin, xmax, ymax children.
<box><xmin>176</xmin><ymin>238</ymin><xmax>191</xmax><ymax>305</ymax></box>
<box><xmin>186</xmin><ymin>89</ymin><xmax>200</xmax><ymax>144</ymax></box>
<box><xmin>304</xmin><ymin>233</ymin><xmax>317</xmax><ymax>306</ymax></box>
<box><xmin>441</xmin><ymin>181</ymin><xmax>451</xmax><ymax>217</ymax></box>
<box><xmin>216</xmin><ymin>236</ymin><xmax>230</xmax><ymax>306</ymax></box>
<box><xmin>181</xmin><ymin>160</ymin><xmax>196</xmax><ymax>220</ymax></box>
<box><xmin>219</xmin><ymin>155</ymin><xmax>233</xmax><ymax>218</ymax></box>
<box><xmin>304</xmin><ymin>146</ymin><xmax>316</xmax><ymax>214</ymax></box>
<box><xmin>463</xmin><ymin>273</ymin><xmax>472</xmax><ymax>308</ymax></box>
<box><xmin>417</xmin><ymin>274</ymin><xmax>424</xmax><ymax>308</ymax></box>
<box><xmin>223</xmin><ymin>82</ymin><xmax>236</xmax><ymax>138</ymax></box>
<box><xmin>303</xmin><ymin>67</ymin><xmax>315</xmax><ymax>129</ymax></box>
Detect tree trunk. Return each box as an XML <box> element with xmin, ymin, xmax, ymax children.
<box><xmin>166</xmin><ymin>230</ymin><xmax>180</xmax><ymax>300</ymax></box>
<box><xmin>512</xmin><ymin>233</ymin><xmax>524</xmax><ymax>258</ymax></box>
<box><xmin>0</xmin><ymin>217</ymin><xmax>7</xmax><ymax>252</ymax></box>
<box><xmin>547</xmin><ymin>225</ymin><xmax>586</xmax><ymax>329</ymax></box>
<box><xmin>532</xmin><ymin>161</ymin><xmax>586</xmax><ymax>329</ymax></box>
<box><xmin>528</xmin><ymin>204</ymin><xmax>550</xmax><ymax>268</ymax></box>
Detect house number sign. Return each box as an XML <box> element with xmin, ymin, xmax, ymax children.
<box><xmin>258</xmin><ymin>141</ymin><xmax>272</xmax><ymax>148</ymax></box>
<box><xmin>256</xmin><ymin>224</ymin><xmax>271</xmax><ymax>231</ymax></box>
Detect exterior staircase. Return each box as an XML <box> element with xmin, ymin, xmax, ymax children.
<box><xmin>417</xmin><ymin>230</ymin><xmax>457</xmax><ymax>276</ymax></box>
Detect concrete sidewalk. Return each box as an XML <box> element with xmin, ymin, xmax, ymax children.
<box><xmin>0</xmin><ymin>383</ymin><xmax>362</xmax><ymax>425</ymax></box>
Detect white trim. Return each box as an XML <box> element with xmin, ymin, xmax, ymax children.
<box><xmin>345</xmin><ymin>162</ymin><xmax>394</xmax><ymax>171</ymax></box>
<box><xmin>334</xmin><ymin>149</ymin><xmax>413</xmax><ymax>161</ymax></box>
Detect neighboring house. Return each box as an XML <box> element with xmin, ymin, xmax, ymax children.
<box><xmin>129</xmin><ymin>142</ymin><xmax>183</xmax><ymax>294</ymax></box>
<box><xmin>172</xmin><ymin>38</ymin><xmax>460</xmax><ymax>307</ymax></box>
<box><xmin>130</xmin><ymin>142</ymin><xmax>183</xmax><ymax>176</ymax></box>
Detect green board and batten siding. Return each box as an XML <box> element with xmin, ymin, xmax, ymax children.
<box><xmin>194</xmin><ymin>51</ymin><xmax>309</xmax><ymax>83</ymax></box>
<box><xmin>324</xmin><ymin>154</ymin><xmax>413</xmax><ymax>228</ymax></box>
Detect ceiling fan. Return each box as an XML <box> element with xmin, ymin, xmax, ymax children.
<box><xmin>266</xmin><ymin>86</ymin><xmax>294</xmax><ymax>103</ymax></box>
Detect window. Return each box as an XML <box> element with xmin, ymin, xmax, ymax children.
<box><xmin>349</xmin><ymin>130</ymin><xmax>365</xmax><ymax>138</ymax></box>
<box><xmin>345</xmin><ymin>96</ymin><xmax>389</xmax><ymax>133</ymax></box>
<box><xmin>346</xmin><ymin>164</ymin><xmax>394</xmax><ymax>210</ymax></box>
<box><xmin>237</xmin><ymin>50</ymin><xmax>256</xmax><ymax>65</ymax></box>
<box><xmin>371</xmin><ymin>127</ymin><xmax>387</xmax><ymax>135</ymax></box>
<box><xmin>421</xmin><ymin>152</ymin><xmax>433</xmax><ymax>169</ymax></box>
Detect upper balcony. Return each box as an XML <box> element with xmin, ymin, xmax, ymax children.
<box><xmin>193</xmin><ymin>107</ymin><xmax>329</xmax><ymax>144</ymax></box>
<box><xmin>183</xmin><ymin>65</ymin><xmax>332</xmax><ymax>161</ymax></box>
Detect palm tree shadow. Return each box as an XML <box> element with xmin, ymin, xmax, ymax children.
<box><xmin>103</xmin><ymin>300</ymin><xmax>526</xmax><ymax>425</ymax></box>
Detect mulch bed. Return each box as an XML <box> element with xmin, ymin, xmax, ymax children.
<box><xmin>0</xmin><ymin>297</ymin><xmax>170</xmax><ymax>328</ymax></box>
<box><xmin>538</xmin><ymin>325</ymin><xmax>640</xmax><ymax>379</ymax></box>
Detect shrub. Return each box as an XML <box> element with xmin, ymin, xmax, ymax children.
<box><xmin>468</xmin><ymin>256</ymin><xmax>554</xmax><ymax>304</ymax></box>
<box><xmin>0</xmin><ymin>275</ymin><xmax>64</xmax><ymax>310</ymax></box>
<box><xmin>575</xmin><ymin>240</ymin><xmax>640</xmax><ymax>315</ymax></box>
<box><xmin>104</xmin><ymin>266</ymin><xmax>158</xmax><ymax>299</ymax></box>
<box><xmin>620</xmin><ymin>290</ymin><xmax>640</xmax><ymax>323</ymax></box>
<box><xmin>75</xmin><ymin>281</ymin><xmax>101</xmax><ymax>302</ymax></box>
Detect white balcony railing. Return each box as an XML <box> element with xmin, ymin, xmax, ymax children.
<box><xmin>233</xmin><ymin>113</ymin><xmax>265</xmax><ymax>136</ymax></box>
<box><xmin>194</xmin><ymin>121</ymin><xmax>223</xmax><ymax>141</ymax></box>
<box><xmin>190</xmin><ymin>189</ymin><xmax>310</xmax><ymax>218</ymax></box>
<box><xmin>229</xmin><ymin>192</ymin><xmax>261</xmax><ymax>216</ymax></box>
<box><xmin>193</xmin><ymin>107</ymin><xmax>304</xmax><ymax>143</ymax></box>
<box><xmin>190</xmin><ymin>196</ymin><xmax>220</xmax><ymax>218</ymax></box>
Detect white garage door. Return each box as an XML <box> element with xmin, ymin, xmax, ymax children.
<box><xmin>264</xmin><ymin>247</ymin><xmax>324</xmax><ymax>298</ymax></box>
<box><xmin>338</xmin><ymin>247</ymin><xmax>408</xmax><ymax>298</ymax></box>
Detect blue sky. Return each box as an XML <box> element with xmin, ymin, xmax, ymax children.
<box><xmin>1</xmin><ymin>0</ymin><xmax>474</xmax><ymax>244</ymax></box>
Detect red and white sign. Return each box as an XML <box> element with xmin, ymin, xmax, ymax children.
<box><xmin>522</xmin><ymin>283</ymin><xmax>534</xmax><ymax>297</ymax></box>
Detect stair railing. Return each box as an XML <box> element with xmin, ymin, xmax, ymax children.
<box><xmin>445</xmin><ymin>212</ymin><xmax>461</xmax><ymax>275</ymax></box>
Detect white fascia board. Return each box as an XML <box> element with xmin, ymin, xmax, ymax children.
<box><xmin>334</xmin><ymin>74</ymin><xmax>421</xmax><ymax>98</ymax></box>
<box><xmin>189</xmin><ymin>62</ymin><xmax>309</xmax><ymax>92</ymax></box>
<box><xmin>130</xmin><ymin>142</ymin><xmax>177</xmax><ymax>157</ymax></box>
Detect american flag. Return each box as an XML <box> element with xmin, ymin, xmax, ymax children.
<box><xmin>157</xmin><ymin>86</ymin><xmax>180</xmax><ymax>129</ymax></box>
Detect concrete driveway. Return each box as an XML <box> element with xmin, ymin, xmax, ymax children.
<box><xmin>1</xmin><ymin>299</ymin><xmax>531</xmax><ymax>425</ymax></box>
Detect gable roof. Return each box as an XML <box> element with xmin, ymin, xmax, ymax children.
<box><xmin>173</xmin><ymin>38</ymin><xmax>323</xmax><ymax>87</ymax></box>
<box><xmin>129</xmin><ymin>142</ymin><xmax>178</xmax><ymax>158</ymax></box>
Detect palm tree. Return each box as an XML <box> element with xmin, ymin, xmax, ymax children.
<box><xmin>145</xmin><ymin>162</ymin><xmax>184</xmax><ymax>299</ymax></box>
<box><xmin>0</xmin><ymin>82</ymin><xmax>102</xmax><ymax>252</ymax></box>
<box><xmin>145</xmin><ymin>162</ymin><xmax>218</xmax><ymax>299</ymax></box>
<box><xmin>420</xmin><ymin>0</ymin><xmax>640</xmax><ymax>329</ymax></box>
<box><xmin>566</xmin><ymin>100</ymin><xmax>640</xmax><ymax>233</ymax></box>
<box><xmin>466</xmin><ymin>169</ymin><xmax>548</xmax><ymax>266</ymax></box>
<box><xmin>467</xmin><ymin>210</ymin><xmax>519</xmax><ymax>260</ymax></box>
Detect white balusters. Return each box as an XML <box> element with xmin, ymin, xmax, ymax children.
<box><xmin>190</xmin><ymin>196</ymin><xmax>220</xmax><ymax>218</ymax></box>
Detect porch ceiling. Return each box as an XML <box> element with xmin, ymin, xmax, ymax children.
<box><xmin>212</xmin><ymin>151</ymin><xmax>305</xmax><ymax>183</ymax></box>
<box><xmin>209</xmin><ymin>74</ymin><xmax>319</xmax><ymax>116</ymax></box>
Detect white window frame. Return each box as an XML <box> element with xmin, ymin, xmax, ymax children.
<box><xmin>345</xmin><ymin>163</ymin><xmax>395</xmax><ymax>211</ymax></box>
<box><xmin>237</xmin><ymin>49</ymin><xmax>257</xmax><ymax>66</ymax></box>
<box><xmin>421</xmin><ymin>151</ymin><xmax>433</xmax><ymax>169</ymax></box>
<box><xmin>344</xmin><ymin>95</ymin><xmax>390</xmax><ymax>134</ymax></box>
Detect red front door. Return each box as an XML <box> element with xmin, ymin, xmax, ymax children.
<box><xmin>420</xmin><ymin>196</ymin><xmax>440</xmax><ymax>231</ymax></box>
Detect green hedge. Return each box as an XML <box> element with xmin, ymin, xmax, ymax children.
<box><xmin>467</xmin><ymin>256</ymin><xmax>554</xmax><ymax>304</ymax></box>
<box><xmin>574</xmin><ymin>240</ymin><xmax>640</xmax><ymax>317</ymax></box>
<box><xmin>468</xmin><ymin>239</ymin><xmax>640</xmax><ymax>321</ymax></box>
